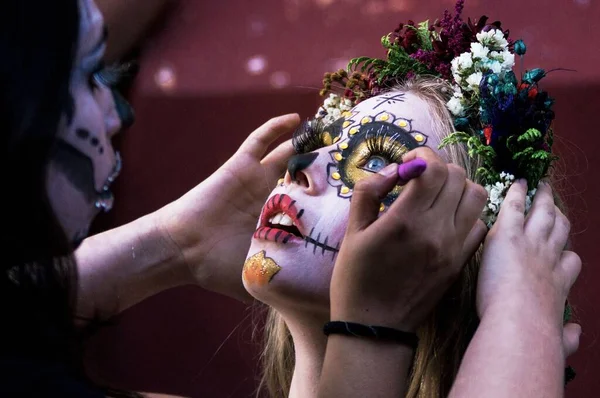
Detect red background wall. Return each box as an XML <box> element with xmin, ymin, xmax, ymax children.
<box><xmin>87</xmin><ymin>1</ymin><xmax>599</xmax><ymax>396</ymax></box>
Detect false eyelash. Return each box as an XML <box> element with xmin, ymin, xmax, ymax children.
<box><xmin>364</xmin><ymin>128</ymin><xmax>408</xmax><ymax>164</ymax></box>
<box><xmin>90</xmin><ymin>62</ymin><xmax>137</xmax><ymax>89</ymax></box>
<box><xmin>292</xmin><ymin>119</ymin><xmax>328</xmax><ymax>154</ymax></box>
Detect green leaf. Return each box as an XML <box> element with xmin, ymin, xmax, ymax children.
<box><xmin>439</xmin><ymin>132</ymin><xmax>471</xmax><ymax>148</ymax></box>
<box><xmin>517</xmin><ymin>128</ymin><xmax>542</xmax><ymax>143</ymax></box>
<box><xmin>416</xmin><ymin>20</ymin><xmax>433</xmax><ymax>51</ymax></box>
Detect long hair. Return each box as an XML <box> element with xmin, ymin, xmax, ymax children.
<box><xmin>258</xmin><ymin>76</ymin><xmax>563</xmax><ymax>397</ymax></box>
<box><xmin>1</xmin><ymin>0</ymin><xmax>80</xmax><ymax>360</ymax></box>
<box><xmin>0</xmin><ymin>2</ymin><xmax>141</xmax><ymax>397</ymax></box>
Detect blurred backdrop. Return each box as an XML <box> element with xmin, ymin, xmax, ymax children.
<box><xmin>87</xmin><ymin>0</ymin><xmax>599</xmax><ymax>396</ymax></box>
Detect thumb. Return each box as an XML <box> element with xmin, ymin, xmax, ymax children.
<box><xmin>458</xmin><ymin>219</ymin><xmax>488</xmax><ymax>265</ymax></box>
<box><xmin>347</xmin><ymin>163</ymin><xmax>398</xmax><ymax>232</ymax></box>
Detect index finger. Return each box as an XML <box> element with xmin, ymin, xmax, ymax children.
<box><xmin>494</xmin><ymin>179</ymin><xmax>528</xmax><ymax>231</ymax></box>
<box><xmin>394</xmin><ymin>146</ymin><xmax>448</xmax><ymax>211</ymax></box>
<box><xmin>237</xmin><ymin>114</ymin><xmax>301</xmax><ymax>158</ymax></box>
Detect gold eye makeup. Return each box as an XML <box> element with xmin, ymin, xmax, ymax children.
<box><xmin>327</xmin><ymin>113</ymin><xmax>429</xmax><ymax>211</ymax></box>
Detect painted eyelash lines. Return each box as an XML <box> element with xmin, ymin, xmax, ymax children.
<box><xmin>304</xmin><ymin>227</ymin><xmax>340</xmax><ymax>261</ymax></box>
<box><xmin>292</xmin><ymin>120</ymin><xmax>325</xmax><ymax>154</ymax></box>
<box><xmin>292</xmin><ymin>118</ymin><xmax>344</xmax><ymax>154</ymax></box>
<box><xmin>364</xmin><ymin>127</ymin><xmax>410</xmax><ymax>165</ymax></box>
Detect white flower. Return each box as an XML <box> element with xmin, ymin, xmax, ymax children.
<box><xmin>454</xmin><ymin>73</ymin><xmax>463</xmax><ymax>84</ymax></box>
<box><xmin>501</xmin><ymin>50</ymin><xmax>515</xmax><ymax>69</ymax></box>
<box><xmin>485</xmin><ymin>60</ymin><xmax>502</xmax><ymax>74</ymax></box>
<box><xmin>457</xmin><ymin>52</ymin><xmax>473</xmax><ymax>69</ymax></box>
<box><xmin>447</xmin><ymin>96</ymin><xmax>465</xmax><ymax>116</ymax></box>
<box><xmin>492</xmin><ymin>29</ymin><xmax>509</xmax><ymax>49</ymax></box>
<box><xmin>316</xmin><ymin>94</ymin><xmax>356</xmax><ymax>124</ymax></box>
<box><xmin>470</xmin><ymin>42</ymin><xmax>490</xmax><ymax>60</ymax></box>
<box><xmin>324</xmin><ymin>93</ymin><xmax>340</xmax><ymax>107</ymax></box>
<box><xmin>466</xmin><ymin>72</ymin><xmax>483</xmax><ymax>91</ymax></box>
<box><xmin>451</xmin><ymin>57</ymin><xmax>460</xmax><ymax>72</ymax></box>
<box><xmin>477</xmin><ymin>29</ymin><xmax>508</xmax><ymax>50</ymax></box>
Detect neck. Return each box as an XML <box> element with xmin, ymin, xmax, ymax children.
<box><xmin>282</xmin><ymin>309</ymin><xmax>328</xmax><ymax>398</ymax></box>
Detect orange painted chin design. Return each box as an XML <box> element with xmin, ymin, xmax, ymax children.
<box><xmin>243</xmin><ymin>250</ymin><xmax>281</xmax><ymax>285</ymax></box>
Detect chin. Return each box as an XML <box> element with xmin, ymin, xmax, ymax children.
<box><xmin>242</xmin><ymin>241</ymin><xmax>333</xmax><ymax>314</ymax></box>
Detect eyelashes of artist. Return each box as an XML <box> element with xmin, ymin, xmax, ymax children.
<box><xmin>90</xmin><ymin>62</ymin><xmax>136</xmax><ymax>128</ymax></box>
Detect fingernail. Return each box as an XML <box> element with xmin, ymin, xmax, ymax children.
<box><xmin>378</xmin><ymin>163</ymin><xmax>398</xmax><ymax>178</ymax></box>
<box><xmin>398</xmin><ymin>158</ymin><xmax>427</xmax><ymax>185</ymax></box>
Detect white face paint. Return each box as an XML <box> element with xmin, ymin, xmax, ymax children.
<box><xmin>46</xmin><ymin>0</ymin><xmax>128</xmax><ymax>243</ymax></box>
<box><xmin>243</xmin><ymin>91</ymin><xmax>442</xmax><ymax>313</ymax></box>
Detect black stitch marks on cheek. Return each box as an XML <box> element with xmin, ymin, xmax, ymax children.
<box><xmin>304</xmin><ymin>227</ymin><xmax>340</xmax><ymax>261</ymax></box>
<box><xmin>99</xmin><ymin>147</ymin><xmax>104</xmax><ymax>154</ymax></box>
<box><xmin>90</xmin><ymin>137</ymin><xmax>99</xmax><ymax>147</ymax></box>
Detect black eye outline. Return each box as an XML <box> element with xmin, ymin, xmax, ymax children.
<box><xmin>292</xmin><ymin>118</ymin><xmax>344</xmax><ymax>154</ymax></box>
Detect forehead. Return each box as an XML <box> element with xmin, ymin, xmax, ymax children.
<box><xmin>349</xmin><ymin>91</ymin><xmax>432</xmax><ymax>133</ymax></box>
<box><xmin>335</xmin><ymin>90</ymin><xmax>440</xmax><ymax>152</ymax></box>
<box><xmin>77</xmin><ymin>0</ymin><xmax>104</xmax><ymax>55</ymax></box>
<box><xmin>79</xmin><ymin>0</ymin><xmax>102</xmax><ymax>25</ymax></box>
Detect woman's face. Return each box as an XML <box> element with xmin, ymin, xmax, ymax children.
<box><xmin>46</xmin><ymin>0</ymin><xmax>132</xmax><ymax>244</ymax></box>
<box><xmin>243</xmin><ymin>91</ymin><xmax>441</xmax><ymax>312</ymax></box>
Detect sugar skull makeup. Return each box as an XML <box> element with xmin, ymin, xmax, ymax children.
<box><xmin>243</xmin><ymin>91</ymin><xmax>441</xmax><ymax>308</ymax></box>
<box><xmin>46</xmin><ymin>0</ymin><xmax>133</xmax><ymax>245</ymax></box>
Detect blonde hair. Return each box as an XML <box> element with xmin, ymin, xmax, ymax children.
<box><xmin>257</xmin><ymin>76</ymin><xmax>545</xmax><ymax>397</ymax></box>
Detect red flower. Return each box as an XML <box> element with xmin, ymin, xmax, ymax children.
<box><xmin>518</xmin><ymin>82</ymin><xmax>539</xmax><ymax>99</ymax></box>
<box><xmin>484</xmin><ymin>126</ymin><xmax>493</xmax><ymax>145</ymax></box>
<box><xmin>528</xmin><ymin>88</ymin><xmax>538</xmax><ymax>99</ymax></box>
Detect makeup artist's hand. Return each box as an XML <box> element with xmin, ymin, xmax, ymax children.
<box><xmin>330</xmin><ymin>147</ymin><xmax>488</xmax><ymax>331</ymax></box>
<box><xmin>477</xmin><ymin>180</ymin><xmax>582</xmax><ymax>354</ymax></box>
<box><xmin>156</xmin><ymin>114</ymin><xmax>300</xmax><ymax>301</ymax></box>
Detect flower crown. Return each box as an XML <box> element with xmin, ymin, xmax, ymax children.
<box><xmin>317</xmin><ymin>0</ymin><xmax>557</xmax><ymax>227</ymax></box>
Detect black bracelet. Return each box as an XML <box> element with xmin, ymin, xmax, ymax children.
<box><xmin>323</xmin><ymin>321</ymin><xmax>419</xmax><ymax>349</ymax></box>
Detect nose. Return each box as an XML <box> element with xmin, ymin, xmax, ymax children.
<box><xmin>102</xmin><ymin>87</ymin><xmax>135</xmax><ymax>139</ymax></box>
<box><xmin>285</xmin><ymin>152</ymin><xmax>318</xmax><ymax>189</ymax></box>
<box><xmin>112</xmin><ymin>90</ymin><xmax>135</xmax><ymax>130</ymax></box>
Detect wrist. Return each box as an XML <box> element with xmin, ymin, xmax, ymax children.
<box><xmin>480</xmin><ymin>300</ymin><xmax>563</xmax><ymax>339</ymax></box>
<box><xmin>142</xmin><ymin>210</ymin><xmax>195</xmax><ymax>287</ymax></box>
<box><xmin>324</xmin><ymin>321</ymin><xmax>419</xmax><ymax>349</ymax></box>
<box><xmin>152</xmin><ymin>201</ymin><xmax>204</xmax><ymax>286</ymax></box>
<box><xmin>330</xmin><ymin>300</ymin><xmax>418</xmax><ymax>333</ymax></box>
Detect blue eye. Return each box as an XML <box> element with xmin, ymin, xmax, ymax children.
<box><xmin>363</xmin><ymin>156</ymin><xmax>387</xmax><ymax>172</ymax></box>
